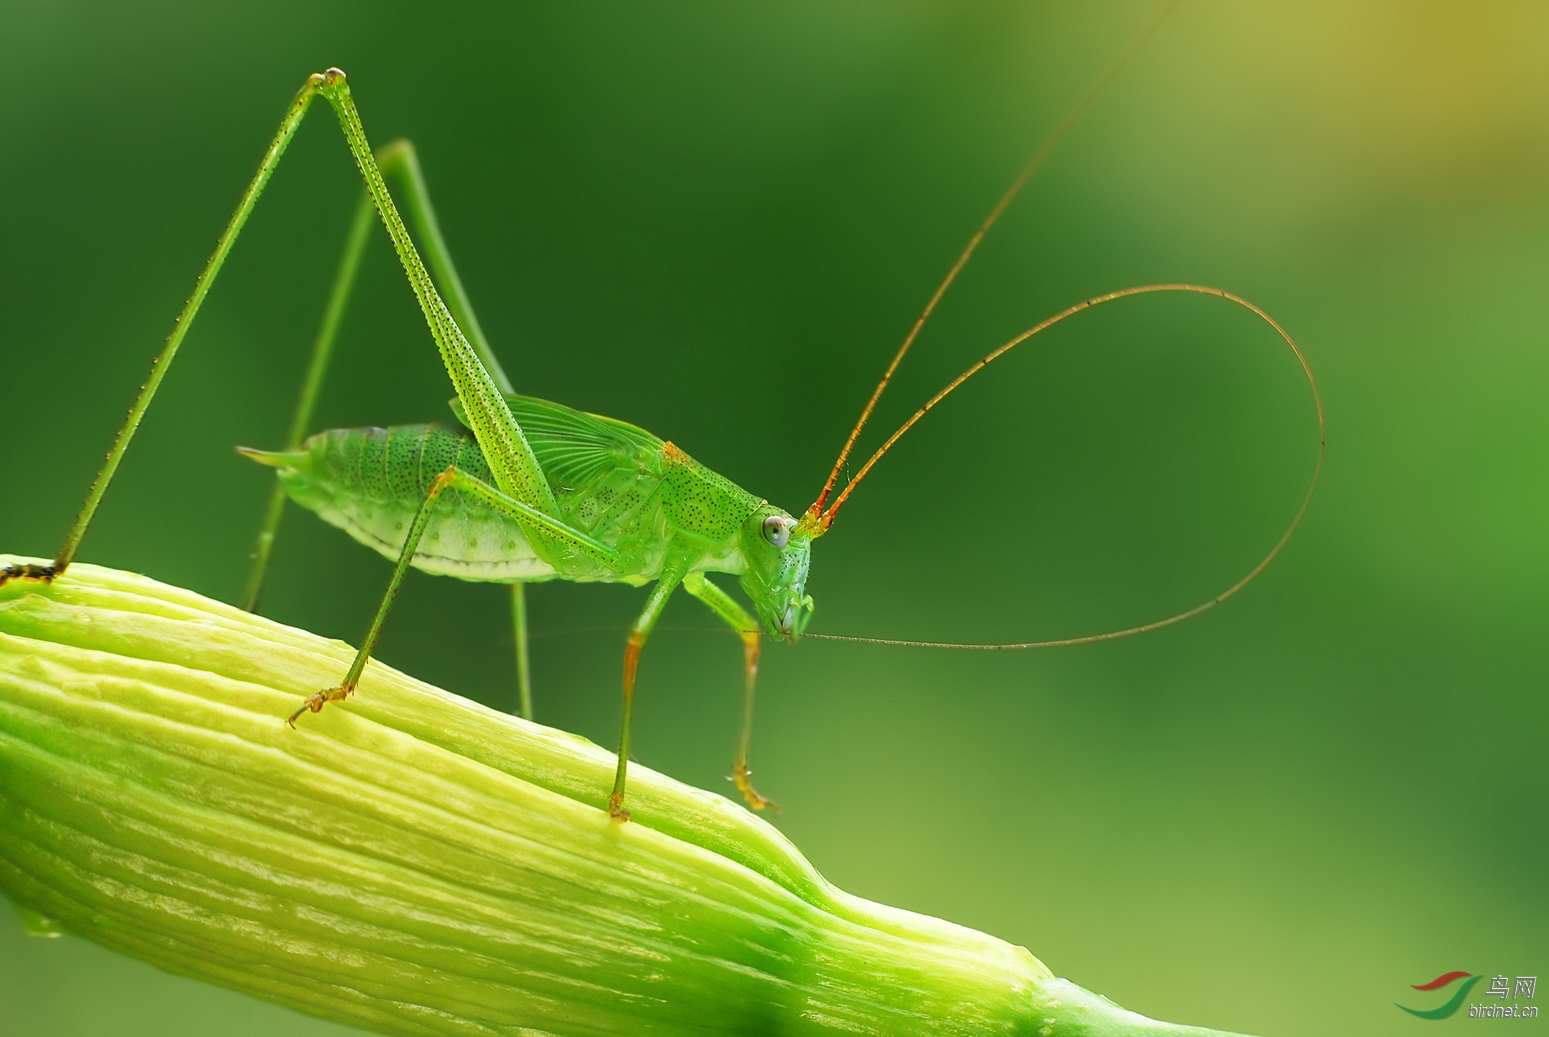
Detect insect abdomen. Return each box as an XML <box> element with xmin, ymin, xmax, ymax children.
<box><xmin>262</xmin><ymin>424</ymin><xmax>554</xmax><ymax>583</ymax></box>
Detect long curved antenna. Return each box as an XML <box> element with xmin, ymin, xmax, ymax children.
<box><xmin>803</xmin><ymin>283</ymin><xmax>1325</xmax><ymax>649</ymax></box>
<box><xmin>804</xmin><ymin>0</ymin><xmax>1182</xmax><ymax>529</ymax></box>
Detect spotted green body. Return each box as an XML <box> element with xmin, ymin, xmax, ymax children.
<box><xmin>245</xmin><ymin>393</ymin><xmax>814</xmax><ymax>637</ymax></box>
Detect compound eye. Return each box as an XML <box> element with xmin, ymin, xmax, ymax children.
<box><xmin>761</xmin><ymin>514</ymin><xmax>790</xmax><ymax>548</ymax></box>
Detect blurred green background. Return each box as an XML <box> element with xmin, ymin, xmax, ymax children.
<box><xmin>1</xmin><ymin>1</ymin><xmax>1545</xmax><ymax>1034</ymax></box>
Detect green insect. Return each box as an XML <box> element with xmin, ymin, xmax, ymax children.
<box><xmin>1</xmin><ymin>42</ymin><xmax>1322</xmax><ymax>822</ymax></box>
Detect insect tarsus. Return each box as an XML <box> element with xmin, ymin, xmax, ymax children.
<box><xmin>0</xmin><ymin>562</ymin><xmax>63</xmax><ymax>587</ymax></box>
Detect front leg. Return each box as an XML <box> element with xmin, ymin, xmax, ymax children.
<box><xmin>683</xmin><ymin>572</ymin><xmax>777</xmax><ymax>813</ymax></box>
<box><xmin>608</xmin><ymin>572</ymin><xmax>685</xmax><ymax>822</ymax></box>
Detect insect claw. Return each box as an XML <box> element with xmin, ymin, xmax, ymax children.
<box><xmin>285</xmin><ymin>697</ymin><xmax>318</xmax><ymax>727</ymax></box>
<box><xmin>0</xmin><ymin>562</ymin><xmax>62</xmax><ymax>588</ymax></box>
<box><xmin>733</xmin><ymin>762</ymin><xmax>781</xmax><ymax>814</ymax></box>
<box><xmin>286</xmin><ymin>686</ymin><xmax>349</xmax><ymax>727</ymax></box>
<box><xmin>607</xmin><ymin>792</ymin><xmax>631</xmax><ymax>824</ymax></box>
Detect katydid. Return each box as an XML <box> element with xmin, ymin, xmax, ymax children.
<box><xmin>0</xmin><ymin>34</ymin><xmax>1323</xmax><ymax>823</ymax></box>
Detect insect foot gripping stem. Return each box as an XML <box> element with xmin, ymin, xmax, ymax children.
<box><xmin>0</xmin><ymin>562</ymin><xmax>62</xmax><ymax>588</ymax></box>
<box><xmin>608</xmin><ymin>630</ymin><xmax>648</xmax><ymax>823</ymax></box>
<box><xmin>733</xmin><ymin>761</ymin><xmax>779</xmax><ymax>814</ymax></box>
<box><xmin>285</xmin><ymin>683</ymin><xmax>353</xmax><ymax>727</ymax></box>
<box><xmin>733</xmin><ymin>629</ymin><xmax>780</xmax><ymax>813</ymax></box>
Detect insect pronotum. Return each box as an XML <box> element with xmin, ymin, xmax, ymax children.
<box><xmin>0</xmin><ymin>10</ymin><xmax>1323</xmax><ymax>822</ymax></box>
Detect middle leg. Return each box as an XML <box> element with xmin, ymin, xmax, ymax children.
<box><xmin>608</xmin><ymin>572</ymin><xmax>684</xmax><ymax>823</ymax></box>
<box><xmin>287</xmin><ymin>463</ymin><xmax>460</xmax><ymax>725</ymax></box>
<box><xmin>288</xmin><ymin>466</ymin><xmax>617</xmax><ymax>725</ymax></box>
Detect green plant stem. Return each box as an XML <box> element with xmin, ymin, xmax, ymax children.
<box><xmin>0</xmin><ymin>556</ymin><xmax>1250</xmax><ymax>1037</ymax></box>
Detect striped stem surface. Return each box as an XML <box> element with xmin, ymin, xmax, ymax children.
<box><xmin>0</xmin><ymin>556</ymin><xmax>1246</xmax><ymax>1037</ymax></box>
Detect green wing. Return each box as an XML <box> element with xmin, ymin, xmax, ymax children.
<box><xmin>449</xmin><ymin>393</ymin><xmax>663</xmax><ymax>489</ymax></box>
